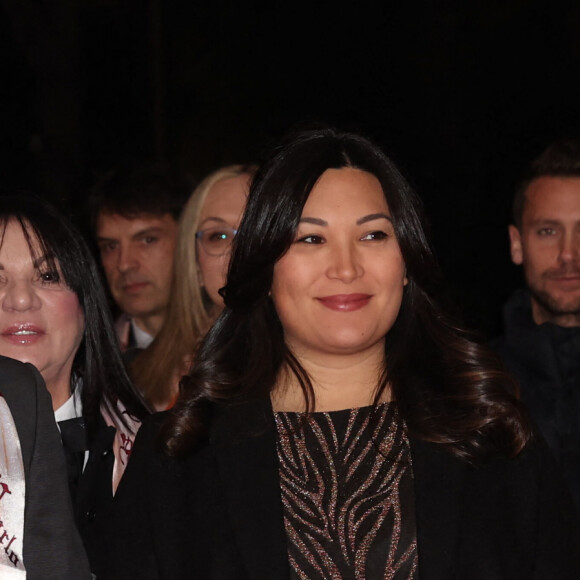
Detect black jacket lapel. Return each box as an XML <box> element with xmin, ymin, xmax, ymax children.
<box><xmin>410</xmin><ymin>438</ymin><xmax>467</xmax><ymax>580</ymax></box>
<box><xmin>211</xmin><ymin>399</ymin><xmax>290</xmax><ymax>580</ymax></box>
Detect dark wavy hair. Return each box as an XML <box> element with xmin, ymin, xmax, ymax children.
<box><xmin>87</xmin><ymin>163</ymin><xmax>194</xmax><ymax>232</ymax></box>
<box><xmin>0</xmin><ymin>195</ymin><xmax>150</xmax><ymax>437</ymax></box>
<box><xmin>164</xmin><ymin>127</ymin><xmax>531</xmax><ymax>460</ymax></box>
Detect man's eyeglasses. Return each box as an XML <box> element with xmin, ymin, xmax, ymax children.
<box><xmin>195</xmin><ymin>227</ymin><xmax>238</xmax><ymax>256</ymax></box>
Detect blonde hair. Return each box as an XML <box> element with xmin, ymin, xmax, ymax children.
<box><xmin>130</xmin><ymin>165</ymin><xmax>255</xmax><ymax>408</ymax></box>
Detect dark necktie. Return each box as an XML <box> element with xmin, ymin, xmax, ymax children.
<box><xmin>58</xmin><ymin>416</ymin><xmax>88</xmax><ymax>500</ymax></box>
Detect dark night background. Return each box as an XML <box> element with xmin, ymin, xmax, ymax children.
<box><xmin>1</xmin><ymin>0</ymin><xmax>579</xmax><ymax>337</ymax></box>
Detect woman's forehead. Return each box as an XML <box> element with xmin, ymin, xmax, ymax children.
<box><xmin>0</xmin><ymin>218</ymin><xmax>55</xmax><ymax>264</ymax></box>
<box><xmin>301</xmin><ymin>168</ymin><xmax>388</xmax><ymax>215</ymax></box>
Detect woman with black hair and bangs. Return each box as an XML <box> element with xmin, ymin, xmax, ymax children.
<box><xmin>0</xmin><ymin>195</ymin><xmax>150</xmax><ymax>576</ymax></box>
<box><xmin>106</xmin><ymin>128</ymin><xmax>579</xmax><ymax>580</ymax></box>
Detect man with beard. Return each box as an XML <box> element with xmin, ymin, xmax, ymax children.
<box><xmin>89</xmin><ymin>165</ymin><xmax>192</xmax><ymax>351</ymax></box>
<box><xmin>493</xmin><ymin>139</ymin><xmax>580</xmax><ymax>511</ymax></box>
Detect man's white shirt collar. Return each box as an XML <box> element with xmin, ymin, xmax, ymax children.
<box><xmin>131</xmin><ymin>319</ymin><xmax>154</xmax><ymax>349</ymax></box>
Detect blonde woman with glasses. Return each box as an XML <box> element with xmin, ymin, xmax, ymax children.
<box><xmin>130</xmin><ymin>165</ymin><xmax>255</xmax><ymax>409</ymax></box>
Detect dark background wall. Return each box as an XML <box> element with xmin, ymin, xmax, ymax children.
<box><xmin>1</xmin><ymin>0</ymin><xmax>579</xmax><ymax>336</ymax></box>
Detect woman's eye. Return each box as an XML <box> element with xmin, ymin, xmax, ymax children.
<box><xmin>208</xmin><ymin>231</ymin><xmax>231</xmax><ymax>242</ymax></box>
<box><xmin>38</xmin><ymin>271</ymin><xmax>60</xmax><ymax>284</ymax></box>
<box><xmin>361</xmin><ymin>230</ymin><xmax>388</xmax><ymax>241</ymax></box>
<box><xmin>296</xmin><ymin>234</ymin><xmax>325</xmax><ymax>244</ymax></box>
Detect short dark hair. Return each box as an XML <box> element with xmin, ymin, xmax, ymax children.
<box><xmin>0</xmin><ymin>195</ymin><xmax>150</xmax><ymax>436</ymax></box>
<box><xmin>513</xmin><ymin>139</ymin><xmax>580</xmax><ymax>228</ymax></box>
<box><xmin>88</xmin><ymin>164</ymin><xmax>194</xmax><ymax>232</ymax></box>
<box><xmin>166</xmin><ymin>127</ymin><xmax>530</xmax><ymax>461</ymax></box>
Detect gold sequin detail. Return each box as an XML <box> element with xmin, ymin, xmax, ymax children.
<box><xmin>274</xmin><ymin>403</ymin><xmax>418</xmax><ymax>580</ymax></box>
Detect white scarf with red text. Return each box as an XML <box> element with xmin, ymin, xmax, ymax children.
<box><xmin>0</xmin><ymin>394</ymin><xmax>26</xmax><ymax>577</ymax></box>
<box><xmin>101</xmin><ymin>401</ymin><xmax>141</xmax><ymax>495</ymax></box>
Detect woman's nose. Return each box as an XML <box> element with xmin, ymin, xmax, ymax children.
<box><xmin>326</xmin><ymin>243</ymin><xmax>363</xmax><ymax>283</ymax></box>
<box><xmin>2</xmin><ymin>280</ymin><xmax>41</xmax><ymax>312</ymax></box>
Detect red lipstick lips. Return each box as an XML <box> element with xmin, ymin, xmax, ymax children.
<box><xmin>1</xmin><ymin>323</ymin><xmax>45</xmax><ymax>345</ymax></box>
<box><xmin>317</xmin><ymin>293</ymin><xmax>372</xmax><ymax>312</ymax></box>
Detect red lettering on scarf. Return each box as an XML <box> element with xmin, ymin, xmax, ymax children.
<box><xmin>7</xmin><ymin>551</ymin><xmax>19</xmax><ymax>566</ymax></box>
<box><xmin>0</xmin><ymin>475</ymin><xmax>11</xmax><ymax>502</ymax></box>
<box><xmin>0</xmin><ymin>520</ymin><xmax>20</xmax><ymax>567</ymax></box>
<box><xmin>119</xmin><ymin>432</ymin><xmax>133</xmax><ymax>465</ymax></box>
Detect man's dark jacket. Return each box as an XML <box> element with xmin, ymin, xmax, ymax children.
<box><xmin>492</xmin><ymin>289</ymin><xmax>580</xmax><ymax>512</ymax></box>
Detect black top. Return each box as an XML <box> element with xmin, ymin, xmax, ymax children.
<box><xmin>275</xmin><ymin>403</ymin><xmax>417</xmax><ymax>579</ymax></box>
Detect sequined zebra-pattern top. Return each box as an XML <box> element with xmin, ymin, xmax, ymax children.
<box><xmin>274</xmin><ymin>402</ymin><xmax>418</xmax><ymax>580</ymax></box>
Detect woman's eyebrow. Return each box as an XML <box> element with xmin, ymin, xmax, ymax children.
<box><xmin>299</xmin><ymin>217</ymin><xmax>327</xmax><ymax>226</ymax></box>
<box><xmin>299</xmin><ymin>213</ymin><xmax>392</xmax><ymax>227</ymax></box>
<box><xmin>198</xmin><ymin>217</ymin><xmax>229</xmax><ymax>227</ymax></box>
<box><xmin>356</xmin><ymin>213</ymin><xmax>391</xmax><ymax>225</ymax></box>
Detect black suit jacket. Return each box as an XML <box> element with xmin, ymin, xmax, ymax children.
<box><xmin>0</xmin><ymin>355</ymin><xmax>91</xmax><ymax>580</ymax></box>
<box><xmin>491</xmin><ymin>289</ymin><xmax>580</xmax><ymax>511</ymax></box>
<box><xmin>104</xmin><ymin>399</ymin><xmax>580</xmax><ymax>580</ymax></box>
<box><xmin>75</xmin><ymin>415</ymin><xmax>117</xmax><ymax>575</ymax></box>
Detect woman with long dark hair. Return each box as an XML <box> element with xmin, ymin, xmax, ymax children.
<box><xmin>0</xmin><ymin>195</ymin><xmax>150</xmax><ymax>575</ymax></box>
<box><xmin>107</xmin><ymin>128</ymin><xmax>579</xmax><ymax>579</ymax></box>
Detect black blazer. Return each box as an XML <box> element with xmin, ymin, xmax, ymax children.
<box><xmin>56</xmin><ymin>388</ymin><xmax>125</xmax><ymax>576</ymax></box>
<box><xmin>0</xmin><ymin>355</ymin><xmax>92</xmax><ymax>580</ymax></box>
<box><xmin>104</xmin><ymin>399</ymin><xmax>580</xmax><ymax>580</ymax></box>
<box><xmin>75</xmin><ymin>415</ymin><xmax>117</xmax><ymax>575</ymax></box>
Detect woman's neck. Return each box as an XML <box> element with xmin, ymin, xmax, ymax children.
<box><xmin>46</xmin><ymin>377</ymin><xmax>73</xmax><ymax>412</ymax></box>
<box><xmin>271</xmin><ymin>344</ymin><xmax>389</xmax><ymax>412</ymax></box>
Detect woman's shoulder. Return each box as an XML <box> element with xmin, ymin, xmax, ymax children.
<box><xmin>0</xmin><ymin>357</ymin><xmax>48</xmax><ymax>452</ymax></box>
<box><xmin>410</xmin><ymin>433</ymin><xmax>580</xmax><ymax>575</ymax></box>
<box><xmin>409</xmin><ymin>429</ymin><xmax>578</xmax><ymax>521</ymax></box>
<box><xmin>125</xmin><ymin>411</ymin><xmax>172</xmax><ymax>473</ymax></box>
<box><xmin>411</xmin><ymin>429</ymin><xmax>563</xmax><ymax>475</ymax></box>
<box><xmin>123</xmin><ymin>411</ymin><xmax>216</xmax><ymax>479</ymax></box>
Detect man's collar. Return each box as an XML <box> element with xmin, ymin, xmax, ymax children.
<box><xmin>130</xmin><ymin>318</ymin><xmax>154</xmax><ymax>349</ymax></box>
